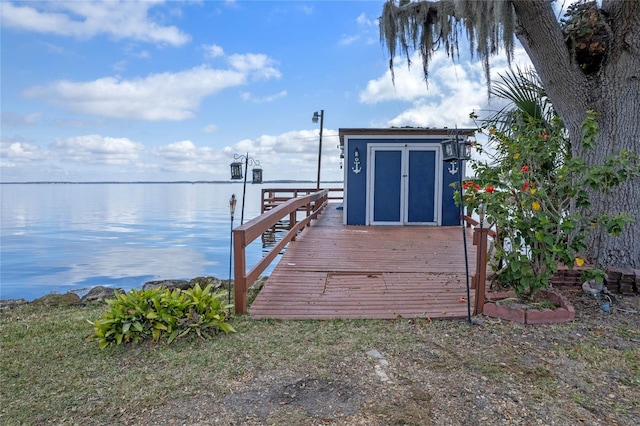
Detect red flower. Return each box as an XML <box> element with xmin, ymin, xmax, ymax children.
<box><xmin>485</xmin><ymin>185</ymin><xmax>495</xmax><ymax>193</ymax></box>
<box><xmin>521</xmin><ymin>165</ymin><xmax>529</xmax><ymax>172</ymax></box>
<box><xmin>521</xmin><ymin>181</ymin><xmax>530</xmax><ymax>192</ymax></box>
<box><xmin>462</xmin><ymin>181</ymin><xmax>474</xmax><ymax>189</ymax></box>
<box><xmin>538</xmin><ymin>133</ymin><xmax>550</xmax><ymax>141</ymax></box>
<box><xmin>474</xmin><ymin>184</ymin><xmax>481</xmax><ymax>191</ymax></box>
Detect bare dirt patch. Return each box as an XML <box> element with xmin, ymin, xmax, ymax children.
<box><xmin>117</xmin><ymin>290</ymin><xmax>639</xmax><ymax>425</ymax></box>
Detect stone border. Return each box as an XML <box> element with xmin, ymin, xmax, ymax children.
<box><xmin>483</xmin><ymin>289</ymin><xmax>575</xmax><ymax>324</ymax></box>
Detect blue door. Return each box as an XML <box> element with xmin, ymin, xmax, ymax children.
<box><xmin>407</xmin><ymin>149</ymin><xmax>437</xmax><ymax>223</ymax></box>
<box><xmin>371</xmin><ymin>148</ymin><xmax>403</xmax><ymax>224</ymax></box>
<box><xmin>369</xmin><ymin>145</ymin><xmax>439</xmax><ymax>225</ymax></box>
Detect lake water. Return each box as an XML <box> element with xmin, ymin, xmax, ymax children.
<box><xmin>0</xmin><ymin>182</ymin><xmax>316</xmax><ymax>301</ymax></box>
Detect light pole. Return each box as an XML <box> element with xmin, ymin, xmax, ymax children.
<box><xmin>228</xmin><ymin>194</ymin><xmax>237</xmax><ymax>309</ymax></box>
<box><xmin>312</xmin><ymin>110</ymin><xmax>324</xmax><ymax>190</ymax></box>
<box><xmin>230</xmin><ymin>153</ymin><xmax>262</xmax><ymax>225</ymax></box>
<box><xmin>441</xmin><ymin>131</ymin><xmax>473</xmax><ymax>323</ymax></box>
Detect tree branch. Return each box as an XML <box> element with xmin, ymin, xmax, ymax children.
<box><xmin>511</xmin><ymin>0</ymin><xmax>589</xmax><ymax>120</ymax></box>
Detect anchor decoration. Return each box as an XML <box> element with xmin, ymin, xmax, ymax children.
<box><xmin>447</xmin><ymin>161</ymin><xmax>458</xmax><ymax>175</ymax></box>
<box><xmin>352</xmin><ymin>147</ymin><xmax>362</xmax><ymax>174</ymax></box>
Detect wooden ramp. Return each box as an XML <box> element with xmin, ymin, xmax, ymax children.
<box><xmin>250</xmin><ymin>205</ymin><xmax>479</xmax><ymax>319</ymax></box>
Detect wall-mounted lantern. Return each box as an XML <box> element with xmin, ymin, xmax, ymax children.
<box><xmin>337</xmin><ymin>144</ymin><xmax>345</xmax><ymax>169</ymax></box>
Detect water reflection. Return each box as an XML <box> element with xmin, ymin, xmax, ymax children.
<box><xmin>0</xmin><ymin>183</ymin><xmax>293</xmax><ymax>301</ymax></box>
<box><xmin>261</xmin><ymin>220</ymin><xmax>292</xmax><ymax>254</ymax></box>
<box><xmin>261</xmin><ymin>216</ymin><xmax>309</xmax><ymax>255</ymax></box>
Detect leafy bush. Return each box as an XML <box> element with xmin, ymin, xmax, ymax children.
<box><xmin>467</xmin><ymin>111</ymin><xmax>637</xmax><ymax>301</ymax></box>
<box><xmin>90</xmin><ymin>284</ymin><xmax>235</xmax><ymax>349</ymax></box>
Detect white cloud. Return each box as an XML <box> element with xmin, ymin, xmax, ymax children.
<box><xmin>222</xmin><ymin>128</ymin><xmax>343</xmax><ymax>181</ymax></box>
<box><xmin>339</xmin><ymin>34</ymin><xmax>360</xmax><ymax>46</ymax></box>
<box><xmin>359</xmin><ymin>53</ymin><xmax>435</xmax><ymax>104</ymax></box>
<box><xmin>113</xmin><ymin>60</ymin><xmax>127</xmax><ymax>72</ymax></box>
<box><xmin>25</xmin><ymin>65</ymin><xmax>264</xmax><ymax>121</ymax></box>
<box><xmin>50</xmin><ymin>134</ymin><xmax>144</xmax><ymax>165</ymax></box>
<box><xmin>228</xmin><ymin>53</ymin><xmax>281</xmax><ymax>80</ymax></box>
<box><xmin>356</xmin><ymin>12</ymin><xmax>375</xmax><ymax>27</ymax></box>
<box><xmin>153</xmin><ymin>140</ymin><xmax>224</xmax><ymax>173</ymax></box>
<box><xmin>0</xmin><ymin>0</ymin><xmax>190</xmax><ymax>46</ymax></box>
<box><xmin>202</xmin><ymin>124</ymin><xmax>218</xmax><ymax>133</ymax></box>
<box><xmin>1</xmin><ymin>112</ymin><xmax>42</xmax><ymax>126</ymax></box>
<box><xmin>240</xmin><ymin>90</ymin><xmax>287</xmax><ymax>103</ymax></box>
<box><xmin>361</xmin><ymin>47</ymin><xmax>534</xmax><ymax>128</ymax></box>
<box><xmin>203</xmin><ymin>44</ymin><xmax>224</xmax><ymax>59</ymax></box>
<box><xmin>133</xmin><ymin>50</ymin><xmax>151</xmax><ymax>59</ymax></box>
<box><xmin>0</xmin><ymin>139</ymin><xmax>44</xmax><ymax>162</ymax></box>
<box><xmin>338</xmin><ymin>12</ymin><xmax>378</xmax><ymax>47</ymax></box>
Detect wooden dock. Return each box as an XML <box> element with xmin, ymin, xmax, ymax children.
<box><xmin>249</xmin><ymin>204</ymin><xmax>480</xmax><ymax>319</ymax></box>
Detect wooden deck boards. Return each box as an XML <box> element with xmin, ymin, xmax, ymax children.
<box><xmin>249</xmin><ymin>204</ymin><xmax>479</xmax><ymax>319</ymax></box>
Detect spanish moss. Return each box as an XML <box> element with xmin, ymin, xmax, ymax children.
<box><xmin>380</xmin><ymin>0</ymin><xmax>516</xmax><ymax>87</ymax></box>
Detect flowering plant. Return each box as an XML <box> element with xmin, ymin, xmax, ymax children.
<box><xmin>465</xmin><ymin>111</ymin><xmax>636</xmax><ymax>301</ymax></box>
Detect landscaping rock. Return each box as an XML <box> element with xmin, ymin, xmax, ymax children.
<box><xmin>142</xmin><ymin>277</ymin><xmax>226</xmax><ymax>292</ymax></box>
<box><xmin>142</xmin><ymin>279</ymin><xmax>192</xmax><ymax>291</ymax></box>
<box><xmin>32</xmin><ymin>292</ymin><xmax>80</xmax><ymax>307</ymax></box>
<box><xmin>0</xmin><ymin>299</ymin><xmax>28</xmax><ymax>310</ymax></box>
<box><xmin>189</xmin><ymin>276</ymin><xmax>225</xmax><ymax>291</ymax></box>
<box><xmin>80</xmin><ymin>286</ymin><xmax>124</xmax><ymax>303</ymax></box>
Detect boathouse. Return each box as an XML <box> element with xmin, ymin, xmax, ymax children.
<box><xmin>339</xmin><ymin>127</ymin><xmax>476</xmax><ymax>226</ymax></box>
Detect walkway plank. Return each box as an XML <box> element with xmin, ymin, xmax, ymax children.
<box><xmin>250</xmin><ymin>205</ymin><xmax>480</xmax><ymax>319</ymax></box>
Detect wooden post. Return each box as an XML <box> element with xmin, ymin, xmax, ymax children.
<box><xmin>473</xmin><ymin>227</ymin><xmax>490</xmax><ymax>315</ymax></box>
<box><xmin>290</xmin><ymin>211</ymin><xmax>297</xmax><ymax>241</ymax></box>
<box><xmin>233</xmin><ymin>229</ymin><xmax>248</xmax><ymax>314</ymax></box>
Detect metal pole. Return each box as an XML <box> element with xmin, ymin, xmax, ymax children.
<box><xmin>476</xmin><ymin>212</ymin><xmax>484</xmax><ymax>315</ymax></box>
<box><xmin>316</xmin><ymin>110</ymin><xmax>324</xmax><ymax>190</ymax></box>
<box><xmin>241</xmin><ymin>153</ymin><xmax>248</xmax><ymax>225</ymax></box>
<box><xmin>459</xmin><ymin>157</ymin><xmax>472</xmax><ymax>323</ymax></box>
<box><xmin>228</xmin><ymin>215</ymin><xmax>234</xmax><ymax>308</ymax></box>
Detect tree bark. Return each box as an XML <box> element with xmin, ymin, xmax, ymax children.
<box><xmin>583</xmin><ymin>0</ymin><xmax>640</xmax><ymax>269</ymax></box>
<box><xmin>513</xmin><ymin>0</ymin><xmax>640</xmax><ymax>269</ymax></box>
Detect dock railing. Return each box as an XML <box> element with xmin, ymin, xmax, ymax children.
<box><xmin>262</xmin><ymin>187</ymin><xmax>343</xmax><ymax>213</ymax></box>
<box><xmin>463</xmin><ymin>215</ymin><xmax>497</xmax><ymax>315</ymax></box>
<box><xmin>233</xmin><ymin>189</ymin><xmax>332</xmax><ymax>314</ymax></box>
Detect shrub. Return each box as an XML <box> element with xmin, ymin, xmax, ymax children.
<box><xmin>467</xmin><ymin>111</ymin><xmax>637</xmax><ymax>301</ymax></box>
<box><xmin>90</xmin><ymin>284</ymin><xmax>235</xmax><ymax>349</ymax></box>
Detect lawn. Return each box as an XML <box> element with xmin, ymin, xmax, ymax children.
<box><xmin>1</xmin><ymin>289</ymin><xmax>638</xmax><ymax>425</ymax></box>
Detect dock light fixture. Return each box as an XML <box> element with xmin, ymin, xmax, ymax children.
<box><xmin>229</xmin><ymin>153</ymin><xmax>262</xmax><ymax>225</ymax></box>
<box><xmin>252</xmin><ymin>167</ymin><xmax>263</xmax><ymax>184</ymax></box>
<box><xmin>230</xmin><ymin>161</ymin><xmax>244</xmax><ymax>180</ymax></box>
<box><xmin>441</xmin><ymin>130</ymin><xmax>473</xmax><ymax>323</ymax></box>
<box><xmin>312</xmin><ymin>110</ymin><xmax>324</xmax><ymax>189</ymax></box>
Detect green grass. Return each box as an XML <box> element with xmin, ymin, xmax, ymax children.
<box><xmin>0</xmin><ymin>304</ymin><xmax>406</xmax><ymax>424</ymax></box>
<box><xmin>1</xmin><ymin>299</ymin><xmax>639</xmax><ymax>425</ymax></box>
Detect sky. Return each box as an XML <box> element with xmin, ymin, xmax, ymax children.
<box><xmin>1</xmin><ymin>0</ymin><xmax>537</xmax><ymax>183</ymax></box>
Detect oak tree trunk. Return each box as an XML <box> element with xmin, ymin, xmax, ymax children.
<box><xmin>513</xmin><ymin>0</ymin><xmax>640</xmax><ymax>269</ymax></box>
